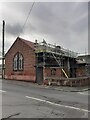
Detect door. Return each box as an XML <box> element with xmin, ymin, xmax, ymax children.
<box><xmin>36</xmin><ymin>67</ymin><xmax>43</xmax><ymax>84</ymax></box>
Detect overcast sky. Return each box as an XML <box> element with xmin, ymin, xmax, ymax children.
<box><xmin>0</xmin><ymin>2</ymin><xmax>88</xmax><ymax>56</ymax></box>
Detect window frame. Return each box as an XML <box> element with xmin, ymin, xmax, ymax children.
<box><xmin>13</xmin><ymin>52</ymin><xmax>24</xmax><ymax>71</ymax></box>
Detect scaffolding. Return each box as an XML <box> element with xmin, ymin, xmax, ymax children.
<box><xmin>35</xmin><ymin>40</ymin><xmax>78</xmax><ymax>79</ymax></box>
<box><xmin>34</xmin><ymin>40</ymin><xmax>90</xmax><ymax>86</ymax></box>
<box><xmin>35</xmin><ymin>40</ymin><xmax>78</xmax><ymax>58</ymax></box>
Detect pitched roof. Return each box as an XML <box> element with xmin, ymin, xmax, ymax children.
<box><xmin>5</xmin><ymin>37</ymin><xmax>35</xmax><ymax>56</ymax></box>
<box><xmin>19</xmin><ymin>37</ymin><xmax>35</xmax><ymax>50</ymax></box>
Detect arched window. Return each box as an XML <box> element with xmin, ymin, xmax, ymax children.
<box><xmin>13</xmin><ymin>54</ymin><xmax>18</xmax><ymax>70</ymax></box>
<box><xmin>13</xmin><ymin>52</ymin><xmax>24</xmax><ymax>71</ymax></box>
<box><xmin>18</xmin><ymin>53</ymin><xmax>23</xmax><ymax>70</ymax></box>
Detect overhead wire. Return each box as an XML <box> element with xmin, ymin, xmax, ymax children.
<box><xmin>18</xmin><ymin>2</ymin><xmax>35</xmax><ymax>37</ymax></box>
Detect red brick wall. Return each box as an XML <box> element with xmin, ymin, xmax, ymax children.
<box><xmin>5</xmin><ymin>38</ymin><xmax>36</xmax><ymax>82</ymax></box>
<box><xmin>76</xmin><ymin>67</ymin><xmax>86</xmax><ymax>77</ymax></box>
<box><xmin>44</xmin><ymin>67</ymin><xmax>62</xmax><ymax>78</ymax></box>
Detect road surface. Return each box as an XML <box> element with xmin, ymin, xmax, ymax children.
<box><xmin>0</xmin><ymin>79</ymin><xmax>89</xmax><ymax>118</ymax></box>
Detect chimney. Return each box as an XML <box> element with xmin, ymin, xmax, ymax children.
<box><xmin>34</xmin><ymin>39</ymin><xmax>38</xmax><ymax>48</ymax></box>
<box><xmin>35</xmin><ymin>39</ymin><xmax>37</xmax><ymax>44</ymax></box>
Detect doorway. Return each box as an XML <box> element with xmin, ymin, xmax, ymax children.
<box><xmin>36</xmin><ymin>67</ymin><xmax>43</xmax><ymax>84</ymax></box>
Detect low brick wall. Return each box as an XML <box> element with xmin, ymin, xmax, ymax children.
<box><xmin>44</xmin><ymin>76</ymin><xmax>90</xmax><ymax>87</ymax></box>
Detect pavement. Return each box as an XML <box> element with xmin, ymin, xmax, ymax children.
<box><xmin>1</xmin><ymin>79</ymin><xmax>90</xmax><ymax>92</ymax></box>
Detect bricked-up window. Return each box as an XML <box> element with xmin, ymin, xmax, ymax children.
<box><xmin>13</xmin><ymin>53</ymin><xmax>24</xmax><ymax>71</ymax></box>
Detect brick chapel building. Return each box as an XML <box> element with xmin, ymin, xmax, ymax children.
<box><xmin>5</xmin><ymin>37</ymin><xmax>36</xmax><ymax>82</ymax></box>
<box><xmin>5</xmin><ymin>37</ymin><xmax>75</xmax><ymax>84</ymax></box>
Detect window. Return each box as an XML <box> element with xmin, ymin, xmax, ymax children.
<box><xmin>51</xmin><ymin>68</ymin><xmax>56</xmax><ymax>75</ymax></box>
<box><xmin>13</xmin><ymin>54</ymin><xmax>18</xmax><ymax>70</ymax></box>
<box><xmin>18</xmin><ymin>53</ymin><xmax>23</xmax><ymax>70</ymax></box>
<box><xmin>13</xmin><ymin>52</ymin><xmax>24</xmax><ymax>71</ymax></box>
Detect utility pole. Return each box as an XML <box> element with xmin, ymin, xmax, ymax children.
<box><xmin>2</xmin><ymin>20</ymin><xmax>5</xmax><ymax>79</ymax></box>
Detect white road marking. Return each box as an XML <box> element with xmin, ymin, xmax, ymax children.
<box><xmin>26</xmin><ymin>96</ymin><xmax>90</xmax><ymax>113</ymax></box>
<box><xmin>0</xmin><ymin>90</ymin><xmax>6</xmax><ymax>93</ymax></box>
<box><xmin>78</xmin><ymin>92</ymin><xmax>90</xmax><ymax>95</ymax></box>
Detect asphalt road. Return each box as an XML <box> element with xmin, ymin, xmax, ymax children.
<box><xmin>0</xmin><ymin>79</ymin><xmax>89</xmax><ymax>118</ymax></box>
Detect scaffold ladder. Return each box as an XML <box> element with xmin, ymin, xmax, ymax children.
<box><xmin>52</xmin><ymin>53</ymin><xmax>69</xmax><ymax>78</ymax></box>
